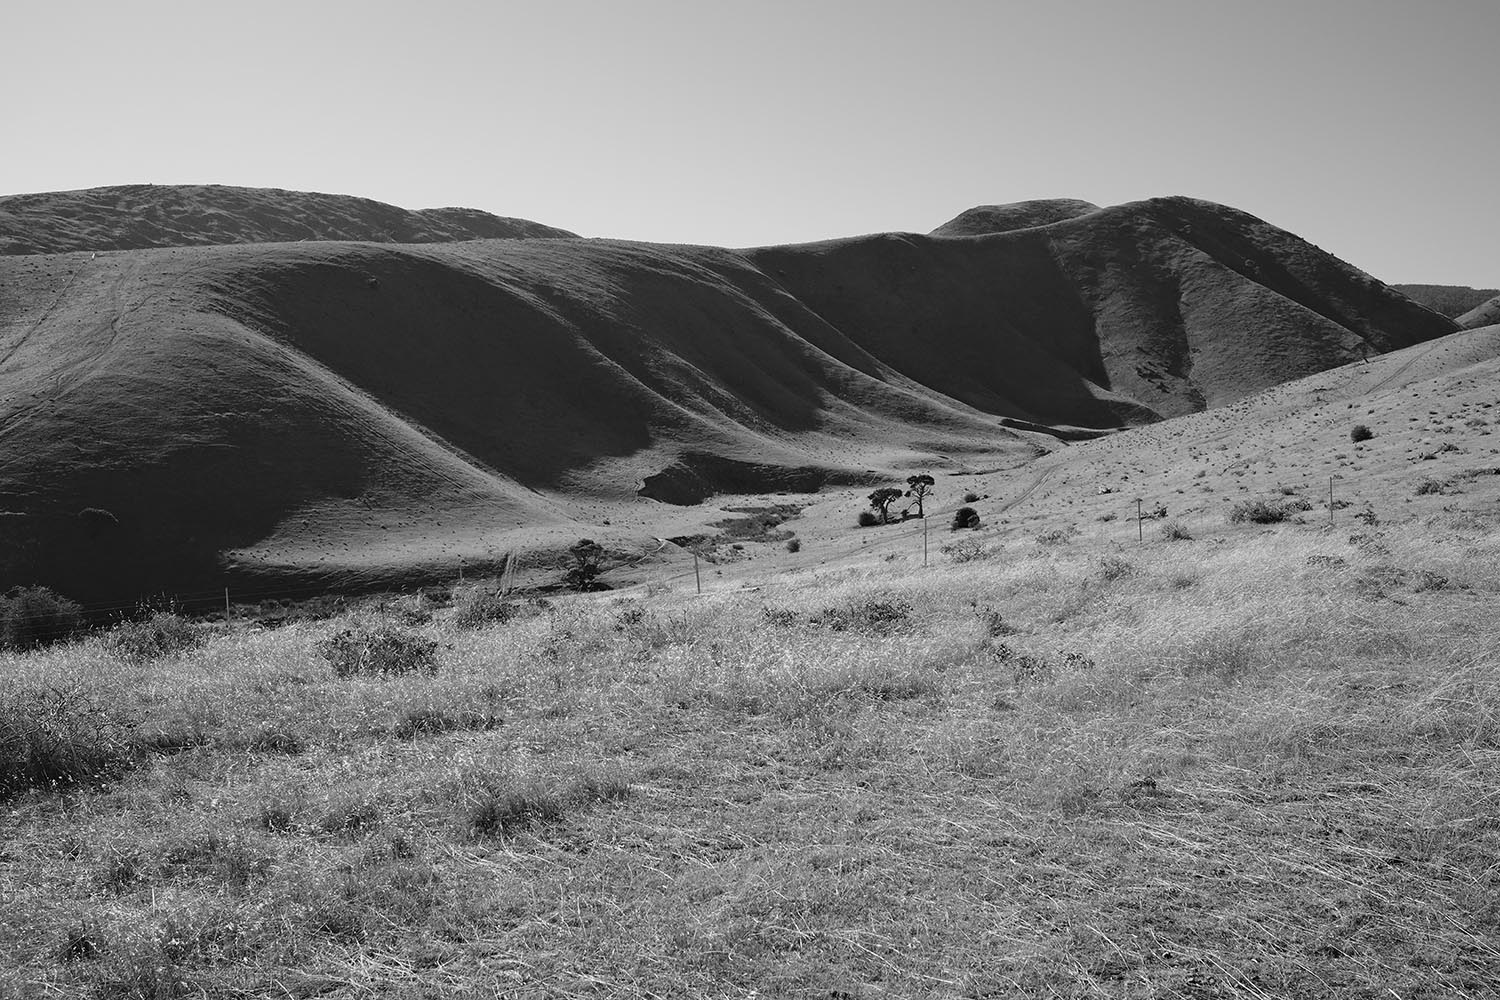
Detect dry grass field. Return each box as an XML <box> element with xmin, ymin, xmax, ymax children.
<box><xmin>3</xmin><ymin>504</ymin><xmax>1497</xmax><ymax>998</ymax></box>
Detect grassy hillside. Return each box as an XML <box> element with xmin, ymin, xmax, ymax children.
<box><xmin>0</xmin><ymin>185</ymin><xmax>577</xmax><ymax>255</ymax></box>
<box><xmin>1456</xmin><ymin>295</ymin><xmax>1500</xmax><ymax>330</ymax></box>
<box><xmin>2</xmin><ymin>472</ymin><xmax>1496</xmax><ymax>997</ymax></box>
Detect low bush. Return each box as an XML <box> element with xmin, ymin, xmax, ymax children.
<box><xmin>950</xmin><ymin>507</ymin><xmax>980</xmax><ymax>531</ymax></box>
<box><xmin>0</xmin><ymin>687</ymin><xmax>136</xmax><ymax>798</ymax></box>
<box><xmin>857</xmin><ymin>510</ymin><xmax>880</xmax><ymax>528</ymax></box>
<box><xmin>1160</xmin><ymin>520</ymin><xmax>1192</xmax><ymax>541</ymax></box>
<box><xmin>785</xmin><ymin>537</ymin><xmax>801</xmax><ymax>553</ymax></box>
<box><xmin>104</xmin><ymin>612</ymin><xmax>201</xmax><ymax>663</ymax></box>
<box><xmin>450</xmin><ymin>590</ymin><xmax>547</xmax><ymax>630</ymax></box>
<box><xmin>963</xmin><ymin>492</ymin><xmax>980</xmax><ymax>504</ymax></box>
<box><xmin>318</xmin><ymin>622</ymin><xmax>440</xmax><ymax>678</ymax></box>
<box><xmin>1351</xmin><ymin>424</ymin><xmax>1374</xmax><ymax>442</ymax></box>
<box><xmin>942</xmin><ymin>538</ymin><xmax>986</xmax><ymax>563</ymax></box>
<box><xmin>1228</xmin><ymin>499</ymin><xmax>1292</xmax><ymax>524</ymax></box>
<box><xmin>815</xmin><ymin>597</ymin><xmax>914</xmax><ymax>635</ymax></box>
<box><xmin>0</xmin><ymin>586</ymin><xmax>83</xmax><ymax>651</ymax></box>
<box><xmin>1035</xmin><ymin>526</ymin><xmax>1078</xmax><ymax>545</ymax></box>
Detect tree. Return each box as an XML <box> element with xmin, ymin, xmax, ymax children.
<box><xmin>867</xmin><ymin>488</ymin><xmax>904</xmax><ymax>525</ymax></box>
<box><xmin>905</xmin><ymin>474</ymin><xmax>935</xmax><ymax>518</ymax></box>
<box><xmin>564</xmin><ymin>538</ymin><xmax>605</xmax><ymax>591</ymax></box>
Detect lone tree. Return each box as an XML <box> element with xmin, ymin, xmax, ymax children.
<box><xmin>564</xmin><ymin>538</ymin><xmax>605</xmax><ymax>591</ymax></box>
<box><xmin>867</xmin><ymin>488</ymin><xmax>905</xmax><ymax>525</ymax></box>
<box><xmin>905</xmin><ymin>474</ymin><xmax>935</xmax><ymax>518</ymax></box>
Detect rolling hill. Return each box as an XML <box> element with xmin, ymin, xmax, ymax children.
<box><xmin>0</xmin><ymin>187</ymin><xmax>1460</xmax><ymax>603</ymax></box>
<box><xmin>1393</xmin><ymin>283</ymin><xmax>1499</xmax><ymax>318</ymax></box>
<box><xmin>1456</xmin><ymin>294</ymin><xmax>1500</xmax><ymax>330</ymax></box>
<box><xmin>0</xmin><ymin>184</ymin><xmax>577</xmax><ymax>255</ymax></box>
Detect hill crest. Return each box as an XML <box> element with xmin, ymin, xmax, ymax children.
<box><xmin>0</xmin><ymin>184</ymin><xmax>576</xmax><ymax>254</ymax></box>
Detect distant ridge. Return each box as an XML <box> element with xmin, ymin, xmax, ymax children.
<box><xmin>1394</xmin><ymin>283</ymin><xmax>1500</xmax><ymax>319</ymax></box>
<box><xmin>930</xmin><ymin>199</ymin><xmax>1102</xmax><ymax>236</ymax></box>
<box><xmin>0</xmin><ymin>184</ymin><xmax>577</xmax><ymax>254</ymax></box>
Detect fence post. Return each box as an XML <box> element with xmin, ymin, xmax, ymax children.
<box><xmin>224</xmin><ymin>587</ymin><xmax>230</xmax><ymax>625</ymax></box>
<box><xmin>693</xmin><ymin>551</ymin><xmax>702</xmax><ymax>595</ymax></box>
<box><xmin>922</xmin><ymin>516</ymin><xmax>929</xmax><ymax>567</ymax></box>
<box><xmin>1137</xmin><ymin>498</ymin><xmax>1143</xmax><ymax>543</ymax></box>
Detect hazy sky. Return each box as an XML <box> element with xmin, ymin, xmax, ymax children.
<box><xmin>5</xmin><ymin>0</ymin><xmax>1497</xmax><ymax>285</ymax></box>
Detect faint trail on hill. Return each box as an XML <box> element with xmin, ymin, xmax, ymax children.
<box><xmin>995</xmin><ymin>464</ymin><xmax>1055</xmax><ymax>513</ymax></box>
<box><xmin>0</xmin><ymin>255</ymin><xmax>90</xmax><ymax>371</ymax></box>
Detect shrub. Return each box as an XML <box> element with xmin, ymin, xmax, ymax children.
<box><xmin>816</xmin><ymin>597</ymin><xmax>914</xmax><ymax>635</ymax></box>
<box><xmin>0</xmin><ymin>586</ymin><xmax>83</xmax><ymax>651</ymax></box>
<box><xmin>104</xmin><ymin>612</ymin><xmax>201</xmax><ymax>663</ymax></box>
<box><xmin>1228</xmin><ymin>499</ymin><xmax>1291</xmax><ymax>524</ymax></box>
<box><xmin>1035</xmin><ymin>526</ymin><xmax>1077</xmax><ymax>545</ymax></box>
<box><xmin>951</xmin><ymin>507</ymin><xmax>980</xmax><ymax>531</ymax></box>
<box><xmin>942</xmin><ymin>538</ymin><xmax>986</xmax><ymax>563</ymax></box>
<box><xmin>786</xmin><ymin>537</ymin><xmax>801</xmax><ymax>553</ymax></box>
<box><xmin>857</xmin><ymin>510</ymin><xmax>880</xmax><ymax>528</ymax></box>
<box><xmin>973</xmin><ymin>604</ymin><xmax>1016</xmax><ymax>637</ymax></box>
<box><xmin>1159</xmin><ymin>520</ymin><xmax>1192</xmax><ymax>541</ymax></box>
<box><xmin>450</xmin><ymin>590</ymin><xmax>545</xmax><ymax>630</ymax></box>
<box><xmin>1350</xmin><ymin>424</ymin><xmax>1374</xmax><ymax>442</ymax></box>
<box><xmin>318</xmin><ymin>622</ymin><xmax>439</xmax><ymax>678</ymax></box>
<box><xmin>1414</xmin><ymin>477</ymin><xmax>1449</xmax><ymax>495</ymax></box>
<box><xmin>1097</xmin><ymin>555</ymin><xmax>1135</xmax><ymax>581</ymax></box>
<box><xmin>963</xmin><ymin>492</ymin><xmax>980</xmax><ymax>504</ymax></box>
<box><xmin>0</xmin><ymin>687</ymin><xmax>136</xmax><ymax>798</ymax></box>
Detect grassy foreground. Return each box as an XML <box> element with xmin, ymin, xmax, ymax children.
<box><xmin>2</xmin><ymin>515</ymin><xmax>1498</xmax><ymax>998</ymax></box>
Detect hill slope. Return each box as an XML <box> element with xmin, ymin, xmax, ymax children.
<box><xmin>0</xmin><ymin>184</ymin><xmax>576</xmax><ymax>255</ymax></box>
<box><xmin>0</xmin><ymin>192</ymin><xmax>1458</xmax><ymax>602</ymax></box>
<box><xmin>1394</xmin><ymin>283</ymin><xmax>1499</xmax><ymax>318</ymax></box>
<box><xmin>1456</xmin><ymin>294</ymin><xmax>1500</xmax><ymax>330</ymax></box>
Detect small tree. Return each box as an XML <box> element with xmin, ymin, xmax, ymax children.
<box><xmin>565</xmin><ymin>539</ymin><xmax>605</xmax><ymax>591</ymax></box>
<box><xmin>905</xmin><ymin>474</ymin><xmax>935</xmax><ymax>518</ymax></box>
<box><xmin>867</xmin><ymin>488</ymin><xmax>905</xmax><ymax>525</ymax></box>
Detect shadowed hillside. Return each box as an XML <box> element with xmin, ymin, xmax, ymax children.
<box><xmin>0</xmin><ymin>189</ymin><xmax>1458</xmax><ymax>601</ymax></box>
<box><xmin>0</xmin><ymin>185</ymin><xmax>576</xmax><ymax>255</ymax></box>
<box><xmin>1394</xmin><ymin>283</ymin><xmax>1499</xmax><ymax>318</ymax></box>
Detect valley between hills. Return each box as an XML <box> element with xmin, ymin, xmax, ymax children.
<box><xmin>3</xmin><ymin>184</ymin><xmax>1489</xmax><ymax>607</ymax></box>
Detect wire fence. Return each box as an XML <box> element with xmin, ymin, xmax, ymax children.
<box><xmin>1</xmin><ymin>468</ymin><xmax>1377</xmax><ymax>626</ymax></box>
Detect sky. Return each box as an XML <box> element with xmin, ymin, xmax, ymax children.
<box><xmin>4</xmin><ymin>0</ymin><xmax>1497</xmax><ymax>286</ymax></box>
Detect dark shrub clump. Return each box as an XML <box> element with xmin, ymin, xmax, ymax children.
<box><xmin>0</xmin><ymin>586</ymin><xmax>83</xmax><ymax>651</ymax></box>
<box><xmin>951</xmin><ymin>507</ymin><xmax>980</xmax><ymax>531</ymax></box>
<box><xmin>857</xmin><ymin>510</ymin><xmax>880</xmax><ymax>528</ymax></box>
<box><xmin>318</xmin><ymin>623</ymin><xmax>439</xmax><ymax>678</ymax></box>
<box><xmin>105</xmin><ymin>613</ymin><xmax>201</xmax><ymax>663</ymax></box>
<box><xmin>1350</xmin><ymin>424</ymin><xmax>1374</xmax><ymax>442</ymax></box>
<box><xmin>1228</xmin><ymin>499</ymin><xmax>1293</xmax><ymax>524</ymax></box>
